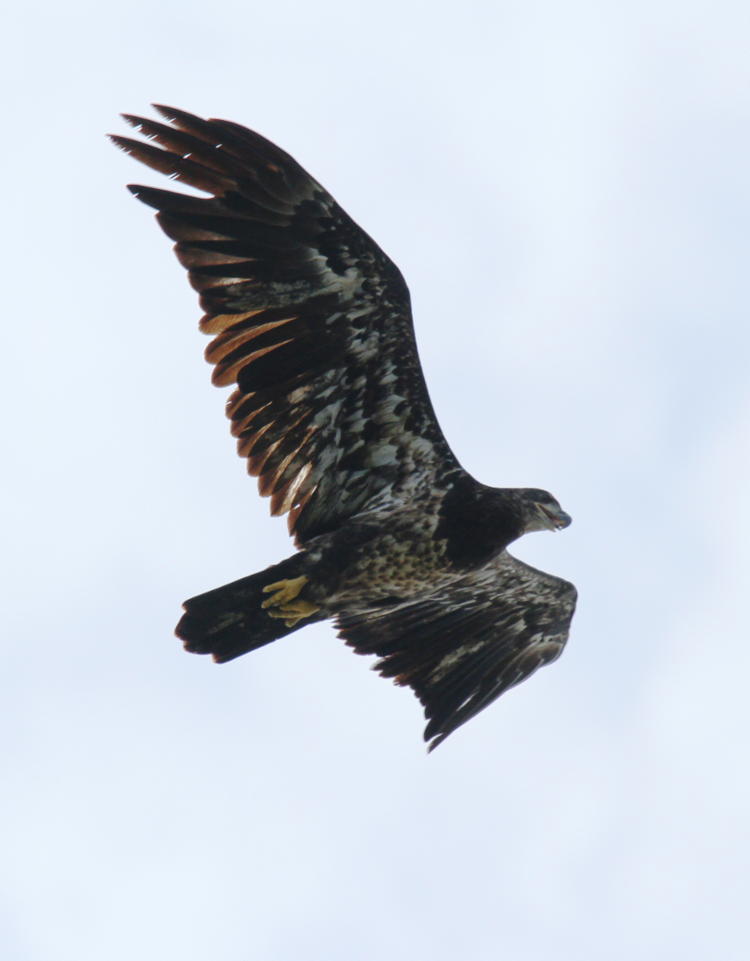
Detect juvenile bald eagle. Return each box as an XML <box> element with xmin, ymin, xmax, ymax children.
<box><xmin>111</xmin><ymin>107</ymin><xmax>576</xmax><ymax>750</ymax></box>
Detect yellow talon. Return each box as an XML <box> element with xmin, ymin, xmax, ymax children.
<box><xmin>283</xmin><ymin>608</ymin><xmax>318</xmax><ymax>627</ymax></box>
<box><xmin>261</xmin><ymin>576</ymin><xmax>320</xmax><ymax>627</ymax></box>
<box><xmin>261</xmin><ymin>575</ymin><xmax>309</xmax><ymax>609</ymax></box>
<box><xmin>265</xmin><ymin>598</ymin><xmax>320</xmax><ymax>618</ymax></box>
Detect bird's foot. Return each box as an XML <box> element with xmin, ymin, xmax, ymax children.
<box><xmin>266</xmin><ymin>598</ymin><xmax>321</xmax><ymax>628</ymax></box>
<box><xmin>262</xmin><ymin>575</ymin><xmax>309</xmax><ymax>607</ymax></box>
<box><xmin>261</xmin><ymin>576</ymin><xmax>320</xmax><ymax>627</ymax></box>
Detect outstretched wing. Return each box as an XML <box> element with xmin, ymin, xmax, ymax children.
<box><xmin>111</xmin><ymin>106</ymin><xmax>460</xmax><ymax>542</ymax></box>
<box><xmin>337</xmin><ymin>553</ymin><xmax>577</xmax><ymax>751</ymax></box>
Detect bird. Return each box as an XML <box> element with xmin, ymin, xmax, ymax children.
<box><xmin>110</xmin><ymin>106</ymin><xmax>577</xmax><ymax>751</ymax></box>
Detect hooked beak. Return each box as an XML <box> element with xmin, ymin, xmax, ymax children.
<box><xmin>539</xmin><ymin>503</ymin><xmax>572</xmax><ymax>531</ymax></box>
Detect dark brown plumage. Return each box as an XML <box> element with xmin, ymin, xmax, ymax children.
<box><xmin>111</xmin><ymin>106</ymin><xmax>576</xmax><ymax>750</ymax></box>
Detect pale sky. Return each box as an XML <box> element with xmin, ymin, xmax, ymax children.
<box><xmin>4</xmin><ymin>2</ymin><xmax>750</xmax><ymax>959</ymax></box>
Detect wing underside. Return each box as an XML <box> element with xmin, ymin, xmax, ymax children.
<box><xmin>111</xmin><ymin>106</ymin><xmax>459</xmax><ymax>542</ymax></box>
<box><xmin>337</xmin><ymin>553</ymin><xmax>577</xmax><ymax>750</ymax></box>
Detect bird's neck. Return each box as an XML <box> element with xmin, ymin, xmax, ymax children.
<box><xmin>437</xmin><ymin>477</ymin><xmax>525</xmax><ymax>570</ymax></box>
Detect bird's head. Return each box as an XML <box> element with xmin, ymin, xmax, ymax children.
<box><xmin>518</xmin><ymin>489</ymin><xmax>572</xmax><ymax>534</ymax></box>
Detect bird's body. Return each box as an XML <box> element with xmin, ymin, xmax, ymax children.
<box><xmin>260</xmin><ymin>481</ymin><xmax>527</xmax><ymax>613</ymax></box>
<box><xmin>112</xmin><ymin>107</ymin><xmax>577</xmax><ymax>750</ymax></box>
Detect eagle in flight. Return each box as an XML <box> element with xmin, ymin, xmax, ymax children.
<box><xmin>111</xmin><ymin>106</ymin><xmax>577</xmax><ymax>750</ymax></box>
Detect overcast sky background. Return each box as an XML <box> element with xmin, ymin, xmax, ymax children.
<box><xmin>4</xmin><ymin>2</ymin><xmax>749</xmax><ymax>959</ymax></box>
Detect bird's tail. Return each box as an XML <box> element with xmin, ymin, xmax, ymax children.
<box><xmin>175</xmin><ymin>553</ymin><xmax>324</xmax><ymax>663</ymax></box>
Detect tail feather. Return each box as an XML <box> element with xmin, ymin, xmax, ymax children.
<box><xmin>176</xmin><ymin>554</ymin><xmax>320</xmax><ymax>663</ymax></box>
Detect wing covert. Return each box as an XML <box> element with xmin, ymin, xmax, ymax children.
<box><xmin>111</xmin><ymin>106</ymin><xmax>459</xmax><ymax>541</ymax></box>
